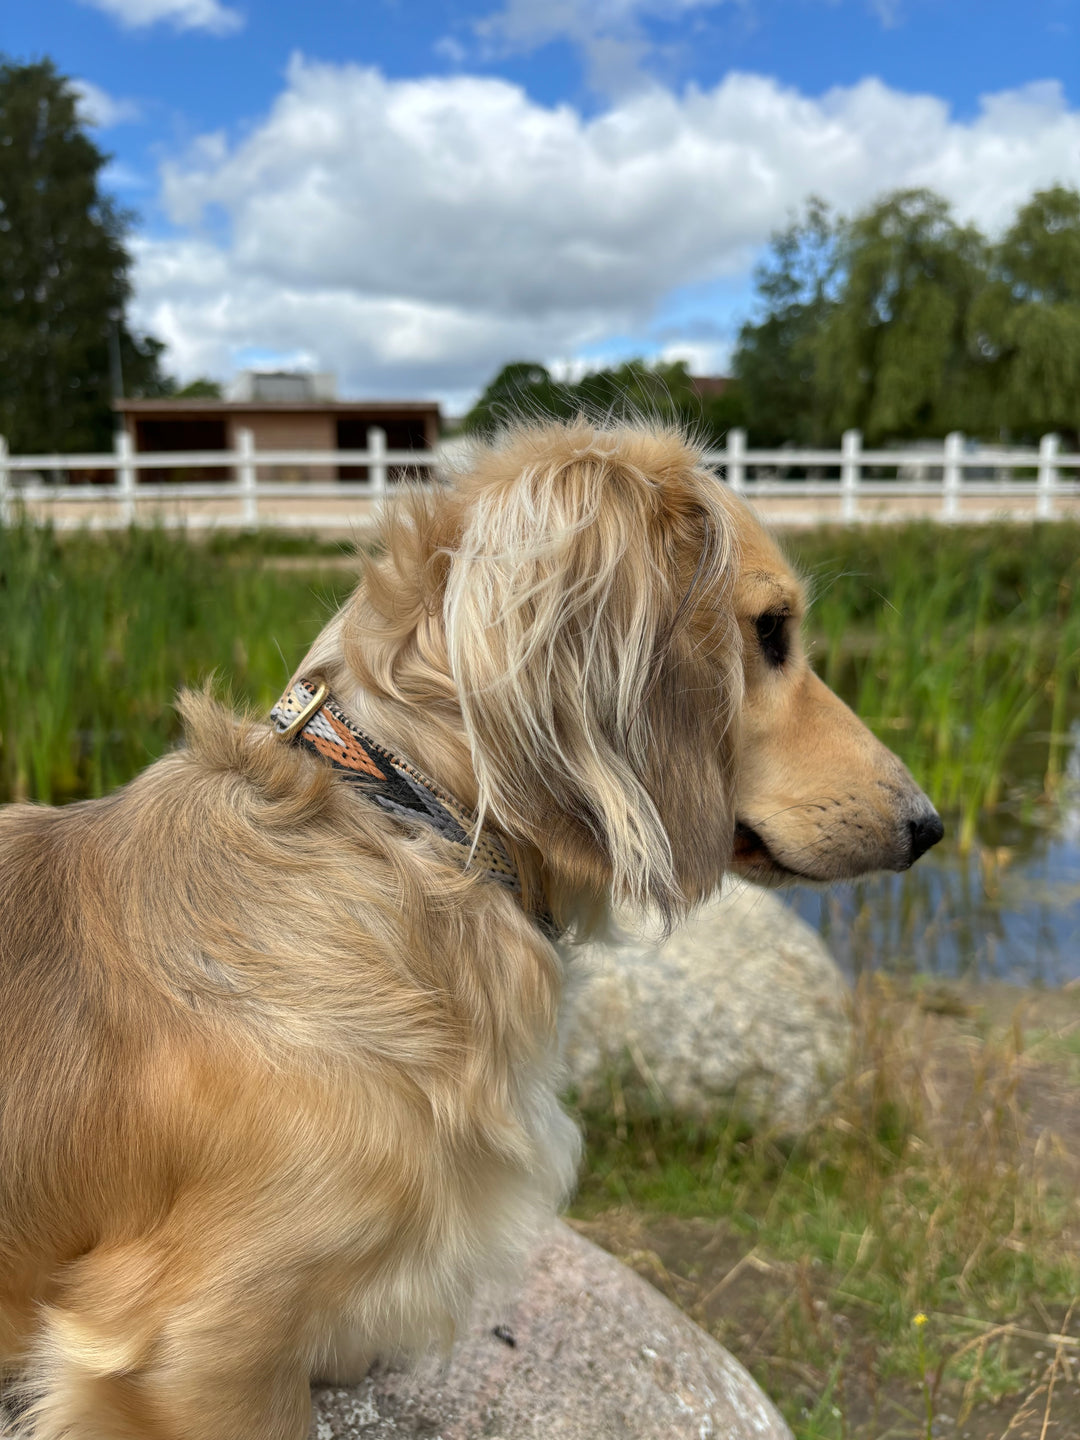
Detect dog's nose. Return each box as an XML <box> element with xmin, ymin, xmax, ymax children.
<box><xmin>908</xmin><ymin>809</ymin><xmax>945</xmax><ymax>864</ymax></box>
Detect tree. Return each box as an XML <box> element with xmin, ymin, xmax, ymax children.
<box><xmin>461</xmin><ymin>362</ymin><xmax>570</xmax><ymax>435</ymax></box>
<box><xmin>172</xmin><ymin>377</ymin><xmax>223</xmax><ymax>399</ymax></box>
<box><xmin>0</xmin><ymin>58</ymin><xmax>170</xmax><ymax>454</ymax></box>
<box><xmin>812</xmin><ymin>190</ymin><xmax>989</xmax><ymax>443</ymax></box>
<box><xmin>971</xmin><ymin>186</ymin><xmax>1080</xmax><ymax>442</ymax></box>
<box><xmin>463</xmin><ymin>358</ymin><xmax>741</xmax><ymax>446</ymax></box>
<box><xmin>732</xmin><ymin>197</ymin><xmax>839</xmax><ymax>445</ymax></box>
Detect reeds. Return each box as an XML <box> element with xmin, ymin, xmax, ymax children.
<box><xmin>790</xmin><ymin>521</ymin><xmax>1080</xmax><ymax>850</ymax></box>
<box><xmin>2</xmin><ymin>519</ymin><xmax>1078</xmax><ymax>830</ymax></box>
<box><xmin>0</xmin><ymin>522</ymin><xmax>354</xmax><ymax>804</ymax></box>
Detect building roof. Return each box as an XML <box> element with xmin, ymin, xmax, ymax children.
<box><xmin>114</xmin><ymin>399</ymin><xmax>440</xmax><ymax>415</ymax></box>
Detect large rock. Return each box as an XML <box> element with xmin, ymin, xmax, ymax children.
<box><xmin>311</xmin><ymin>1221</ymin><xmax>791</xmax><ymax>1439</ymax></box>
<box><xmin>562</xmin><ymin>883</ymin><xmax>851</xmax><ymax>1133</ymax></box>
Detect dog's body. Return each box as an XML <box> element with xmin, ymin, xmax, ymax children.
<box><xmin>0</xmin><ymin>423</ymin><xmax>941</xmax><ymax>1438</ymax></box>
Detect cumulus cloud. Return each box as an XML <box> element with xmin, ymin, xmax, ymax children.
<box><xmin>72</xmin><ymin>79</ymin><xmax>141</xmax><ymax>128</ymax></box>
<box><xmin>131</xmin><ymin>60</ymin><xmax>1080</xmax><ymax>398</ymax></box>
<box><xmin>78</xmin><ymin>0</ymin><xmax>243</xmax><ymax>36</ymax></box>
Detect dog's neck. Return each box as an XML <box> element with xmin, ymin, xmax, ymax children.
<box><xmin>270</xmin><ymin>675</ymin><xmax>559</xmax><ymax>940</ymax></box>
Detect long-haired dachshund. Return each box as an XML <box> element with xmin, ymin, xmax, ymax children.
<box><xmin>0</xmin><ymin>421</ymin><xmax>942</xmax><ymax>1438</ymax></box>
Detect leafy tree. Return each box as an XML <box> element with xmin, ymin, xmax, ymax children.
<box><xmin>732</xmin><ymin>197</ymin><xmax>839</xmax><ymax>445</ymax></box>
<box><xmin>0</xmin><ymin>58</ymin><xmax>170</xmax><ymax>454</ymax></box>
<box><xmin>728</xmin><ymin>185</ymin><xmax>1080</xmax><ymax>447</ymax></box>
<box><xmin>173</xmin><ymin>377</ymin><xmax>224</xmax><ymax>399</ymax></box>
<box><xmin>971</xmin><ymin>185</ymin><xmax>1080</xmax><ymax>442</ymax></box>
<box><xmin>463</xmin><ymin>357</ymin><xmax>741</xmax><ymax>446</ymax></box>
<box><xmin>461</xmin><ymin>361</ymin><xmax>570</xmax><ymax>434</ymax></box>
<box><xmin>812</xmin><ymin>190</ymin><xmax>989</xmax><ymax>443</ymax></box>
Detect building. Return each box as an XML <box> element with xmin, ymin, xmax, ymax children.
<box><xmin>114</xmin><ymin>373</ymin><xmax>442</xmax><ymax>483</ymax></box>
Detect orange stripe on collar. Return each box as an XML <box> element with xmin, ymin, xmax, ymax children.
<box><xmin>270</xmin><ymin>678</ymin><xmax>556</xmax><ymax>938</ymax></box>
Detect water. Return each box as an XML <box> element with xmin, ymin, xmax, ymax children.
<box><xmin>783</xmin><ymin>720</ymin><xmax>1080</xmax><ymax>985</ymax></box>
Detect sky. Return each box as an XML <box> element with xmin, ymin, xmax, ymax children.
<box><xmin>5</xmin><ymin>0</ymin><xmax>1080</xmax><ymax>410</ymax></box>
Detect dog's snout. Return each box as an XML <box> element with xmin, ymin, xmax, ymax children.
<box><xmin>907</xmin><ymin>809</ymin><xmax>945</xmax><ymax>865</ymax></box>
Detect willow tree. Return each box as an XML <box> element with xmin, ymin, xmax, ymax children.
<box><xmin>811</xmin><ymin>190</ymin><xmax>989</xmax><ymax>443</ymax></box>
<box><xmin>971</xmin><ymin>185</ymin><xmax>1080</xmax><ymax>443</ymax></box>
<box><xmin>0</xmin><ymin>58</ymin><xmax>169</xmax><ymax>454</ymax></box>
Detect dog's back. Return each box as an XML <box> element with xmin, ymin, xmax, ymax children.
<box><xmin>0</xmin><ymin>798</ymin><xmax>189</xmax><ymax>1361</ymax></box>
<box><xmin>0</xmin><ymin>714</ymin><xmax>578</xmax><ymax>1438</ymax></box>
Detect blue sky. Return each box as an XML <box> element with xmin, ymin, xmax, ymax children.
<box><xmin>5</xmin><ymin>0</ymin><xmax>1080</xmax><ymax>407</ymax></box>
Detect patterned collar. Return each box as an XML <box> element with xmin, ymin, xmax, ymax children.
<box><xmin>270</xmin><ymin>678</ymin><xmax>556</xmax><ymax>939</ymax></box>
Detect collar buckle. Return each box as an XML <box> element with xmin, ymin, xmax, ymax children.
<box><xmin>274</xmin><ymin>679</ymin><xmax>330</xmax><ymax>741</ymax></box>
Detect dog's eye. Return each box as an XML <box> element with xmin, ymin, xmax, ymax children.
<box><xmin>755</xmin><ymin>612</ymin><xmax>789</xmax><ymax>668</ymax></box>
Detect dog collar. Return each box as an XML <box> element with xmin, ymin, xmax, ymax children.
<box><xmin>270</xmin><ymin>678</ymin><xmax>557</xmax><ymax>939</ymax></box>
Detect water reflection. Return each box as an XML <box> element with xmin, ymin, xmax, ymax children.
<box><xmin>783</xmin><ymin>720</ymin><xmax>1080</xmax><ymax>985</ymax></box>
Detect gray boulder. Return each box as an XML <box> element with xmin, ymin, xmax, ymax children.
<box><xmin>562</xmin><ymin>883</ymin><xmax>851</xmax><ymax>1133</ymax></box>
<box><xmin>311</xmin><ymin>1221</ymin><xmax>791</xmax><ymax>1439</ymax></box>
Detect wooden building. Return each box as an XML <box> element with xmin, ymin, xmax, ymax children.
<box><xmin>114</xmin><ymin>388</ymin><xmax>441</xmax><ymax>483</ymax></box>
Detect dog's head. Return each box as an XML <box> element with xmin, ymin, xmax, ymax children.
<box><xmin>337</xmin><ymin>420</ymin><xmax>941</xmax><ymax>927</ymax></box>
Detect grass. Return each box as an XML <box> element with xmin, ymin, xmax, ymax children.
<box><xmin>0</xmin><ymin>522</ymin><xmax>355</xmax><ymax>803</ymax></box>
<box><xmin>3</xmin><ymin>518</ymin><xmax>1077</xmax><ymax>837</ymax></box>
<box><xmin>786</xmin><ymin>522</ymin><xmax>1080</xmax><ymax>849</ymax></box>
<box><xmin>570</xmin><ymin>978</ymin><xmax>1080</xmax><ymax>1438</ymax></box>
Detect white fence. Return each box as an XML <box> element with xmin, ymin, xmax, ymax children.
<box><xmin>1</xmin><ymin>426</ymin><xmax>1078</xmax><ymax>531</ymax></box>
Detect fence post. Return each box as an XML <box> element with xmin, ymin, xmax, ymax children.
<box><xmin>115</xmin><ymin>428</ymin><xmax>136</xmax><ymax>526</ymax></box>
<box><xmin>0</xmin><ymin>435</ymin><xmax>8</xmax><ymax>527</ymax></box>
<box><xmin>725</xmin><ymin>427</ymin><xmax>746</xmax><ymax>493</ymax></box>
<box><xmin>367</xmin><ymin>426</ymin><xmax>387</xmax><ymax>495</ymax></box>
<box><xmin>236</xmin><ymin>426</ymin><xmax>258</xmax><ymax>528</ymax></box>
<box><xmin>942</xmin><ymin>431</ymin><xmax>964</xmax><ymax>522</ymax></box>
<box><xmin>1037</xmin><ymin>432</ymin><xmax>1060</xmax><ymax>521</ymax></box>
<box><xmin>840</xmin><ymin>429</ymin><xmax>861</xmax><ymax>522</ymax></box>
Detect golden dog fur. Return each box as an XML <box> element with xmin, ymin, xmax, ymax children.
<box><xmin>0</xmin><ymin>421</ymin><xmax>940</xmax><ymax>1438</ymax></box>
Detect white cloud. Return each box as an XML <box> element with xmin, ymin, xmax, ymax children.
<box><xmin>657</xmin><ymin>339</ymin><xmax>733</xmax><ymax>375</ymax></box>
<box><xmin>78</xmin><ymin>0</ymin><xmax>243</xmax><ymax>36</ymax></box>
<box><xmin>433</xmin><ymin>35</ymin><xmax>469</xmax><ymax>66</ymax></box>
<box><xmin>472</xmin><ymin>0</ymin><xmax>738</xmax><ymax>93</ymax></box>
<box><xmin>72</xmin><ymin>79</ymin><xmax>141</xmax><ymax>128</ymax></box>
<box><xmin>466</xmin><ymin>0</ymin><xmax>900</xmax><ymax>92</ymax></box>
<box><xmin>132</xmin><ymin>61</ymin><xmax>1080</xmax><ymax>399</ymax></box>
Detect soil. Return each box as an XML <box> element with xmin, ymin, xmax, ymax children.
<box><xmin>569</xmin><ymin>981</ymin><xmax>1080</xmax><ymax>1440</ymax></box>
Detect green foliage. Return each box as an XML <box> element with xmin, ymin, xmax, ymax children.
<box><xmin>5</xmin><ymin>519</ymin><xmax>1077</xmax><ymax>855</ymax></box>
<box><xmin>732</xmin><ymin>185</ymin><xmax>1080</xmax><ymax>445</ymax></box>
<box><xmin>970</xmin><ymin>186</ymin><xmax>1080</xmax><ymax>442</ymax></box>
<box><xmin>733</xmin><ymin>197</ymin><xmax>838</xmax><ymax>445</ymax></box>
<box><xmin>0</xmin><ymin>58</ymin><xmax>170</xmax><ymax>453</ymax></box>
<box><xmin>172</xmin><ymin>376</ymin><xmax>225</xmax><ymax>399</ymax></box>
<box><xmin>0</xmin><ymin>521</ymin><xmax>354</xmax><ymax>803</ymax></box>
<box><xmin>462</xmin><ymin>356</ymin><xmax>744</xmax><ymax>445</ymax></box>
<box><xmin>787</xmin><ymin>521</ymin><xmax>1080</xmax><ymax>843</ymax></box>
<box><xmin>814</xmin><ymin>190</ymin><xmax>989</xmax><ymax>443</ymax></box>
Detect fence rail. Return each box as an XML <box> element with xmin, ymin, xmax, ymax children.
<box><xmin>1</xmin><ymin>426</ymin><xmax>1078</xmax><ymax>531</ymax></box>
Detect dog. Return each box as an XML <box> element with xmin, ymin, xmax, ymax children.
<box><xmin>0</xmin><ymin>420</ymin><xmax>942</xmax><ymax>1438</ymax></box>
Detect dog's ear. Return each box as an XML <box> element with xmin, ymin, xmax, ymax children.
<box><xmin>444</xmin><ymin>425</ymin><xmax>740</xmax><ymax>922</ymax></box>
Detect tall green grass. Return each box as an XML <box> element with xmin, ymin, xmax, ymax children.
<box><xmin>2</xmin><ymin>520</ymin><xmax>1079</xmax><ymax>831</ymax></box>
<box><xmin>0</xmin><ymin>523</ymin><xmax>354</xmax><ymax>803</ymax></box>
<box><xmin>787</xmin><ymin>522</ymin><xmax>1080</xmax><ymax>849</ymax></box>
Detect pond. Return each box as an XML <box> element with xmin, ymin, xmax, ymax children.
<box><xmin>783</xmin><ymin>717</ymin><xmax>1080</xmax><ymax>985</ymax></box>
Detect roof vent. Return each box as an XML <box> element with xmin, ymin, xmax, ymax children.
<box><xmin>228</xmin><ymin>371</ymin><xmax>337</xmax><ymax>403</ymax></box>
